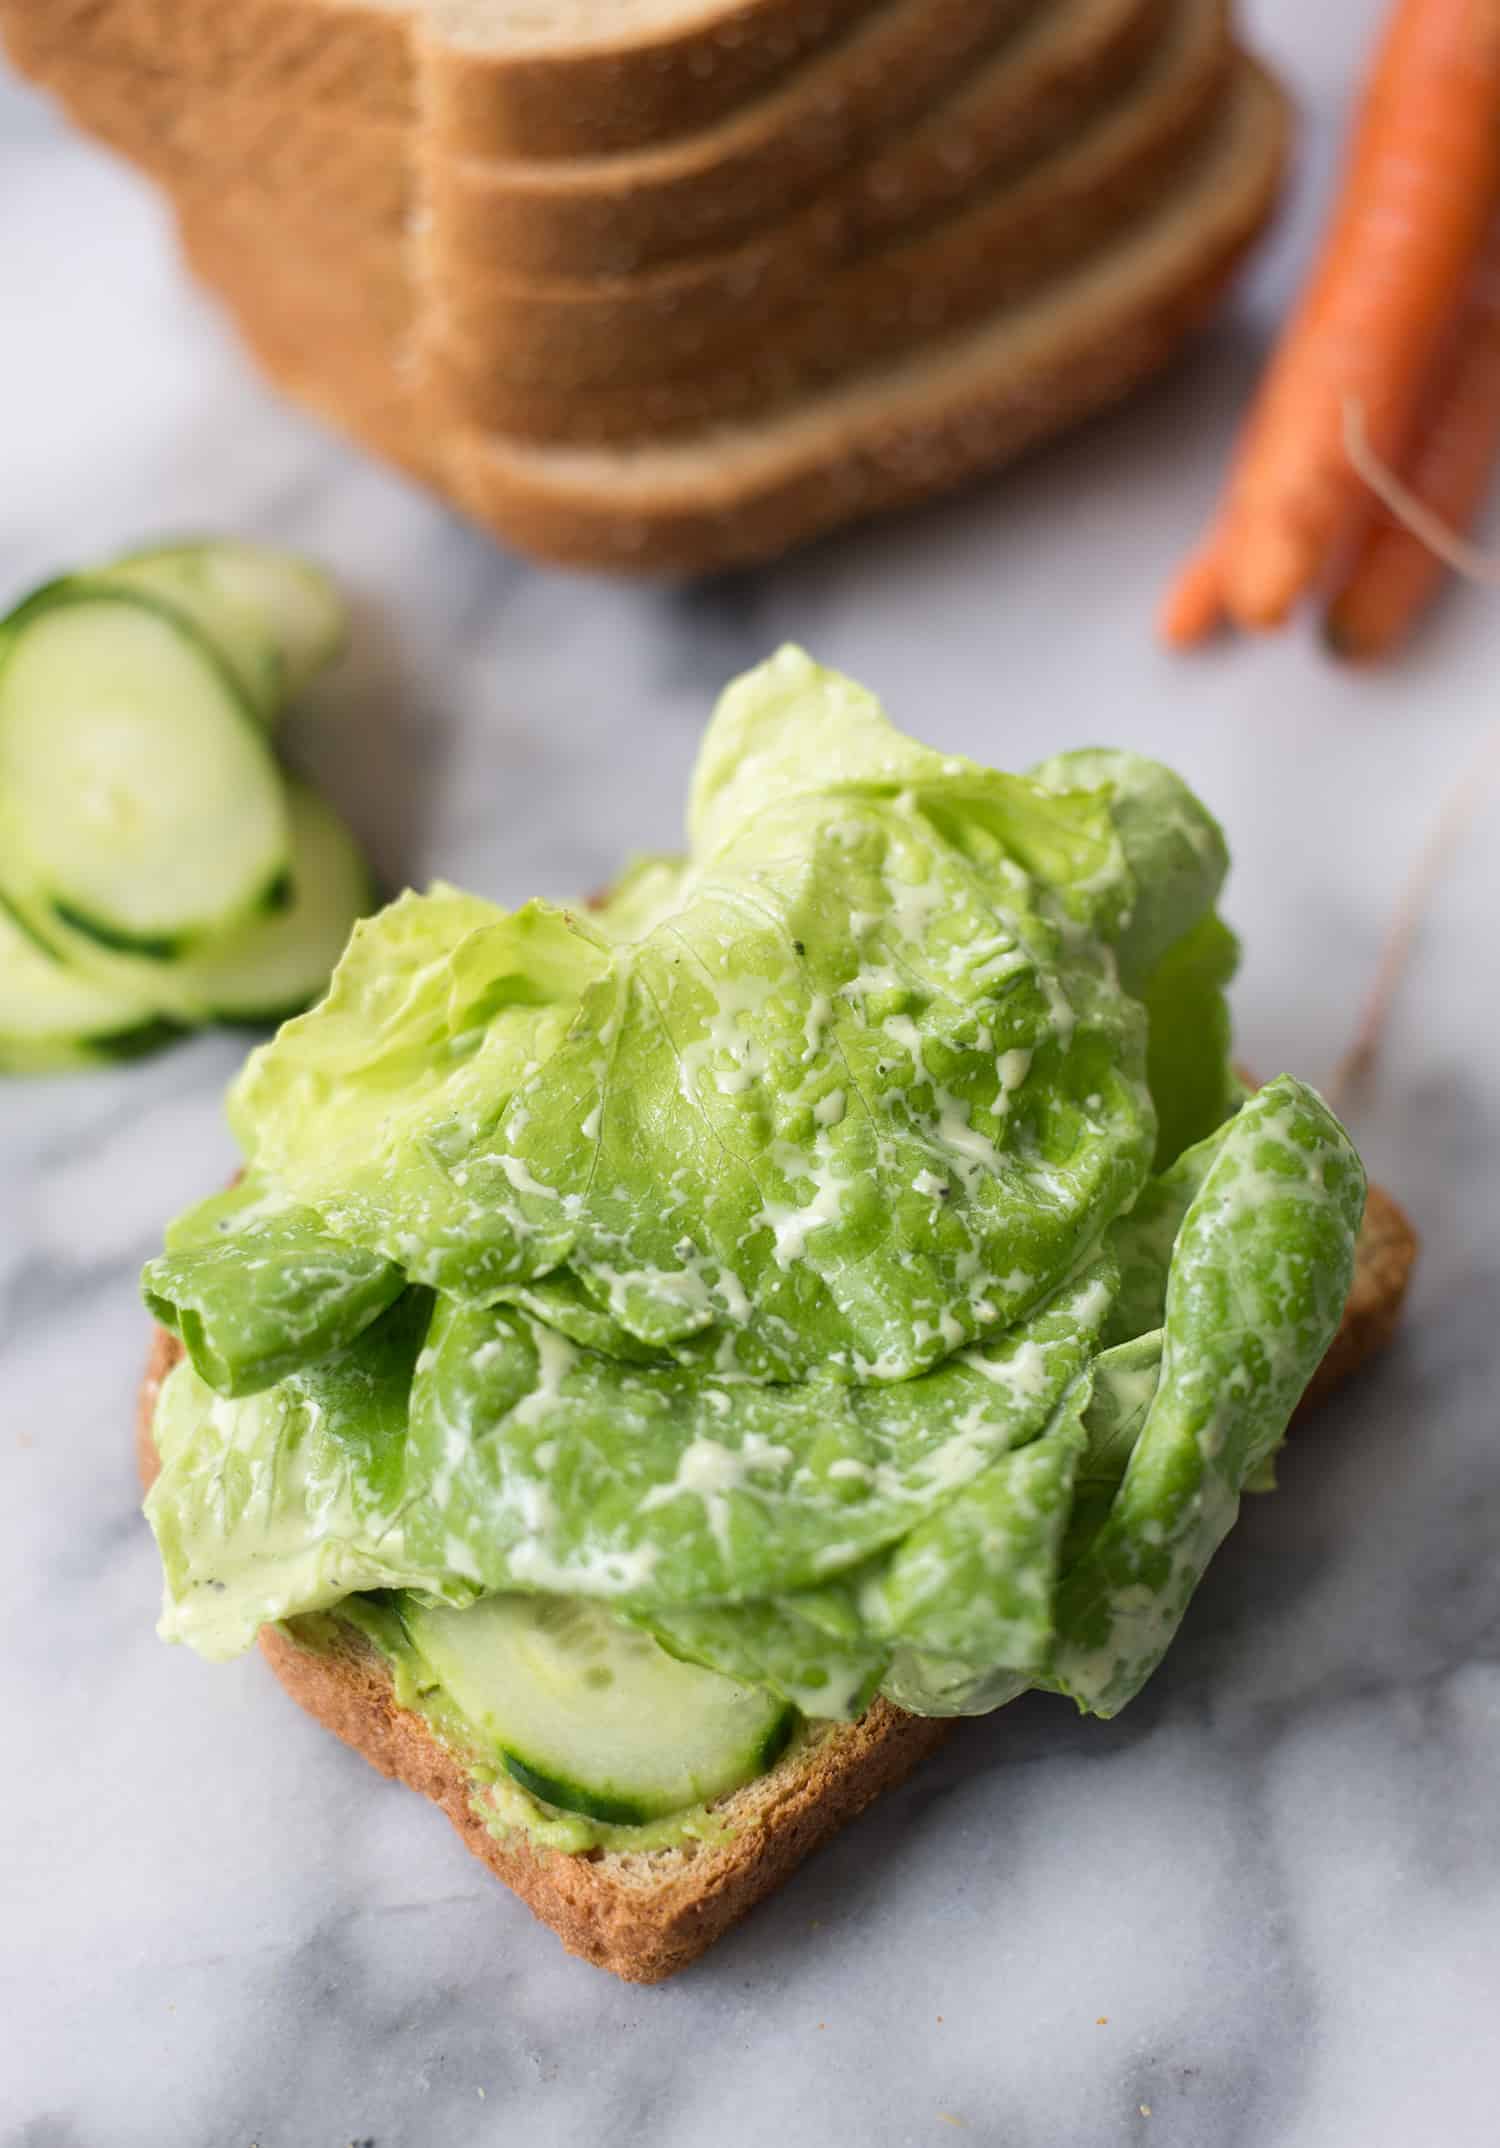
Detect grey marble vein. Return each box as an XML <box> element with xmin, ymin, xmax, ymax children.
<box><xmin>3</xmin><ymin>5</ymin><xmax>1499</xmax><ymax>2143</ymax></box>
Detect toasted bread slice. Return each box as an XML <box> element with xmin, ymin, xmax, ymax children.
<box><xmin>135</xmin><ymin>1179</ymin><xmax>1415</xmax><ymax>1981</ymax></box>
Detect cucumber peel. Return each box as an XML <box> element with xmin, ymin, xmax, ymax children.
<box><xmin>0</xmin><ymin>893</ymin><xmax>181</xmax><ymax>1072</ymax></box>
<box><xmin>164</xmin><ymin>780</ymin><xmax>375</xmax><ymax>1024</ymax></box>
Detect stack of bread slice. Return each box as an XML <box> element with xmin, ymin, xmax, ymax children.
<box><xmin>3</xmin><ymin>0</ymin><xmax>1290</xmax><ymax>574</ymax></box>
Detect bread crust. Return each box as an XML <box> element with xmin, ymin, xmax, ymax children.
<box><xmin>1301</xmin><ymin>1183</ymin><xmax>1418</xmax><ymax>1410</ymax></box>
<box><xmin>136</xmin><ymin>1323</ymin><xmax>950</xmax><ymax>1983</ymax></box>
<box><xmin>136</xmin><ymin>1170</ymin><xmax>1416</xmax><ymax>1979</ymax></box>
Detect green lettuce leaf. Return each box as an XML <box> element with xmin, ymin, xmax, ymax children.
<box><xmin>1031</xmin><ymin>746</ymin><xmax>1239</xmax><ymax>1165</ymax></box>
<box><xmin>145</xmin><ymin>1291</ymin><xmax>456</xmax><ymax>1660</ymax></box>
<box><xmin>1030</xmin><ymin>747</ymin><xmax>1228</xmax><ymax>994</ymax></box>
<box><xmin>1043</xmin><ymin>1077</ymin><xmax>1365</xmax><ymax>1715</ymax></box>
<box><xmin>228</xmin><ymin>649</ymin><xmax>1156</xmax><ymax>1382</ymax></box>
<box><xmin>401</xmin><ymin>1256</ymin><xmax>1115</xmax><ymax>1607</ymax></box>
<box><xmin>143</xmin><ymin>1198</ymin><xmax>403</xmax><ymax>1396</ymax></box>
<box><xmin>228</xmin><ymin>887</ymin><xmax>611</xmax><ymax>1296</ymax></box>
<box><xmin>637</xmin><ymin>1586</ymin><xmax>887</xmax><ymax>1719</ymax></box>
<box><xmin>142</xmin><ymin>649</ymin><xmax>1369</xmax><ymax>1733</ymax></box>
<box><xmin>1139</xmin><ymin>912</ymin><xmax>1241</xmax><ymax>1168</ymax></box>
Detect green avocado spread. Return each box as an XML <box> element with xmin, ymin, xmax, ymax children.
<box><xmin>142</xmin><ymin>648</ymin><xmax>1365</xmax><ymax>1841</ymax></box>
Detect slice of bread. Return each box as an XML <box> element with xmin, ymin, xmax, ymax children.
<box><xmin>432</xmin><ymin>0</ymin><xmax>1228</xmax><ymax>392</ymax></box>
<box><xmin>419</xmin><ymin>0</ymin><xmax>892</xmax><ymax>159</ymax></box>
<box><xmin>442</xmin><ymin>57</ymin><xmax>1286</xmax><ymax>572</ymax></box>
<box><xmin>0</xmin><ymin>0</ymin><xmax>891</xmax><ymax>159</ymax></box>
<box><xmin>144</xmin><ymin>54</ymin><xmax>1283</xmax><ymax>571</ymax></box>
<box><xmin>429</xmin><ymin>0</ymin><xmax>1077</xmax><ymax>280</ymax></box>
<box><xmin>169</xmin><ymin>205</ymin><xmax>434</xmax><ymax>480</ymax></box>
<box><xmin>29</xmin><ymin>52</ymin><xmax>412</xmax><ymax>248</ymax></box>
<box><xmin>0</xmin><ymin>0</ymin><xmax>417</xmax><ymax>127</ymax></box>
<box><xmin>434</xmin><ymin>0</ymin><xmax>1229</xmax><ymax>414</ymax></box>
<box><xmin>176</xmin><ymin>195</ymin><xmax>416</xmax><ymax>344</ymax></box>
<box><xmin>134</xmin><ymin>1181</ymin><xmax>1416</xmax><ymax>1980</ymax></box>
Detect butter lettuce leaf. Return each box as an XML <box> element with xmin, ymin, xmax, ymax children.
<box><xmin>228</xmin><ymin>887</ymin><xmax>611</xmax><ymax>1296</ymax></box>
<box><xmin>1044</xmin><ymin>1077</ymin><xmax>1365</xmax><ymax>1714</ymax></box>
<box><xmin>228</xmin><ymin>648</ymin><xmax>1156</xmax><ymax>1382</ymax></box>
<box><xmin>143</xmin><ymin>1199</ymin><xmax>403</xmax><ymax>1397</ymax></box>
<box><xmin>637</xmin><ymin>1586</ymin><xmax>887</xmax><ymax>1720</ymax></box>
<box><xmin>1139</xmin><ymin>912</ymin><xmax>1241</xmax><ymax>1168</ymax></box>
<box><xmin>1031</xmin><ymin>746</ymin><xmax>1239</xmax><ymax>1167</ymax></box>
<box><xmin>861</xmin><ymin>1379</ymin><xmax>1090</xmax><ymax>1672</ymax></box>
<box><xmin>401</xmin><ymin>1258</ymin><xmax>1114</xmax><ymax>1607</ymax></box>
<box><xmin>143</xmin><ymin>650</ymin><xmax>1370</xmax><ymax>1734</ymax></box>
<box><xmin>146</xmin><ymin>1291</ymin><xmax>455</xmax><ymax>1660</ymax></box>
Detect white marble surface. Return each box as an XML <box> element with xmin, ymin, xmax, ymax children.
<box><xmin>3</xmin><ymin>7</ymin><xmax>1498</xmax><ymax>2143</ymax></box>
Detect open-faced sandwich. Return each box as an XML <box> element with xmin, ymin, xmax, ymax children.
<box><xmin>137</xmin><ymin>648</ymin><xmax>1415</xmax><ymax>1980</ymax></box>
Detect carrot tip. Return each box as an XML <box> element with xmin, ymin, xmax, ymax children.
<box><xmin>1158</xmin><ymin>548</ymin><xmax>1226</xmax><ymax>648</ymax></box>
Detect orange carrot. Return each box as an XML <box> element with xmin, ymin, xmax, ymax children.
<box><xmin>1157</xmin><ymin>536</ymin><xmax>1226</xmax><ymax>647</ymax></box>
<box><xmin>1325</xmin><ymin>216</ymin><xmax>1500</xmax><ymax>658</ymax></box>
<box><xmin>1166</xmin><ymin>0</ymin><xmax>1500</xmax><ymax>636</ymax></box>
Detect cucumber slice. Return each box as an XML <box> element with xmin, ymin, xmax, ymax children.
<box><xmin>0</xmin><ymin>588</ymin><xmax>289</xmax><ymax>954</ymax></box>
<box><xmin>402</xmin><ymin>1594</ymin><xmax>796</xmax><ymax>1826</ymax></box>
<box><xmin>0</xmin><ymin>894</ymin><xmax>179</xmax><ymax>1073</ymax></box>
<box><xmin>164</xmin><ymin>780</ymin><xmax>373</xmax><ymax>1022</ymax></box>
<box><xmin>103</xmin><ymin>540</ymin><xmax>347</xmax><ymax>718</ymax></box>
<box><xmin>94</xmin><ymin>559</ymin><xmax>282</xmax><ymax>722</ymax></box>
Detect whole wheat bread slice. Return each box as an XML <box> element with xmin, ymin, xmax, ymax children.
<box><xmin>30</xmin><ymin>52</ymin><xmax>412</xmax><ymax>247</ymax></box>
<box><xmin>149</xmin><ymin>58</ymin><xmax>1284</xmax><ymax>572</ymax></box>
<box><xmin>0</xmin><ymin>0</ymin><xmax>417</xmax><ymax>126</ymax></box>
<box><xmin>429</xmin><ymin>0</ymin><xmax>1072</xmax><ymax>280</ymax></box>
<box><xmin>434</xmin><ymin>0</ymin><xmax>1229</xmax><ymax>416</ymax></box>
<box><xmin>159</xmin><ymin>0</ymin><xmax>1224</xmax><ymax>435</ymax></box>
<box><xmin>0</xmin><ymin>0</ymin><xmax>892</xmax><ymax>159</ymax></box>
<box><xmin>432</xmin><ymin>0</ymin><xmax>1228</xmax><ymax>391</ymax></box>
<box><xmin>441</xmin><ymin>58</ymin><xmax>1286</xmax><ymax>572</ymax></box>
<box><xmin>135</xmin><ymin>1180</ymin><xmax>1415</xmax><ymax>1981</ymax></box>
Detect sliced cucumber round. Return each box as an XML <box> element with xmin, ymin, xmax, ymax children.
<box><xmin>94</xmin><ymin>558</ymin><xmax>283</xmax><ymax>722</ymax></box>
<box><xmin>402</xmin><ymin>1594</ymin><xmax>795</xmax><ymax>1826</ymax></box>
<box><xmin>164</xmin><ymin>779</ymin><xmax>373</xmax><ymax>1023</ymax></box>
<box><xmin>0</xmin><ymin>893</ymin><xmax>179</xmax><ymax>1074</ymax></box>
<box><xmin>0</xmin><ymin>588</ymin><xmax>289</xmax><ymax>954</ymax></box>
<box><xmin>102</xmin><ymin>540</ymin><xmax>348</xmax><ymax>718</ymax></box>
